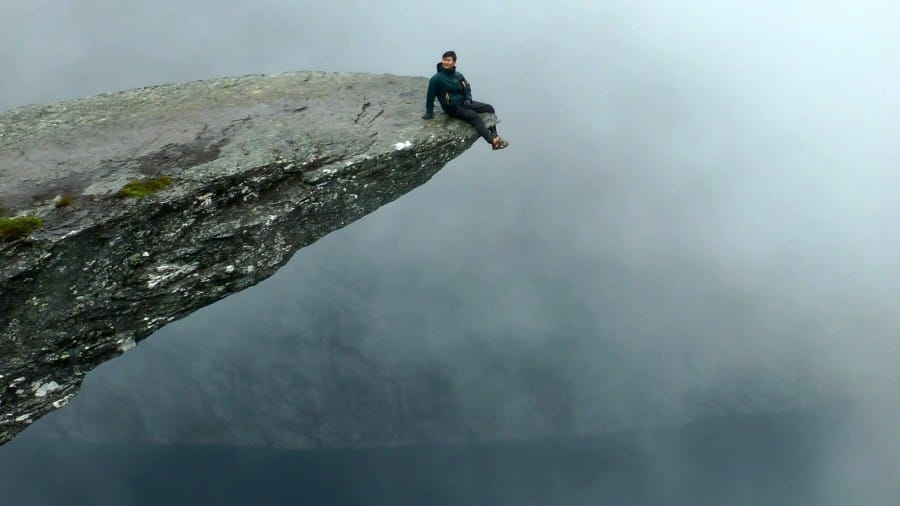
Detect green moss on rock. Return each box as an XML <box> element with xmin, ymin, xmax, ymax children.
<box><xmin>117</xmin><ymin>176</ymin><xmax>173</xmax><ymax>198</ymax></box>
<box><xmin>54</xmin><ymin>195</ymin><xmax>74</xmax><ymax>207</ymax></box>
<box><xmin>0</xmin><ymin>215</ymin><xmax>43</xmax><ymax>241</ymax></box>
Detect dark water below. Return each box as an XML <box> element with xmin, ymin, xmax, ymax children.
<box><xmin>2</xmin><ymin>402</ymin><xmax>889</xmax><ymax>505</ymax></box>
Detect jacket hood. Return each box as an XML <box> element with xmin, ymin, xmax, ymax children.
<box><xmin>436</xmin><ymin>62</ymin><xmax>456</xmax><ymax>73</ymax></box>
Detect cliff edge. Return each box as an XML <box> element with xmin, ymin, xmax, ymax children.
<box><xmin>0</xmin><ymin>71</ymin><xmax>494</xmax><ymax>445</ymax></box>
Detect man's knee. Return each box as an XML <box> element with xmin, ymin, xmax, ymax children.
<box><xmin>449</xmin><ymin>107</ymin><xmax>478</xmax><ymax>121</ymax></box>
<box><xmin>470</xmin><ymin>101</ymin><xmax>495</xmax><ymax>114</ymax></box>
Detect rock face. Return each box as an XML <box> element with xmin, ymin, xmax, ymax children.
<box><xmin>0</xmin><ymin>71</ymin><xmax>494</xmax><ymax>446</ymax></box>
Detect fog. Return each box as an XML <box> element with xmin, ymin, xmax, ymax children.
<box><xmin>1</xmin><ymin>1</ymin><xmax>898</xmax><ymax>503</ymax></box>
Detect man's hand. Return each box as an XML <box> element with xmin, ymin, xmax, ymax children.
<box><xmin>422</xmin><ymin>112</ymin><xmax>434</xmax><ymax>120</ymax></box>
<box><xmin>463</xmin><ymin>99</ymin><xmax>472</xmax><ymax>107</ymax></box>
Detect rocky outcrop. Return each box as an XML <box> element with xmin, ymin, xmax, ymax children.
<box><xmin>0</xmin><ymin>71</ymin><xmax>494</xmax><ymax>445</ymax></box>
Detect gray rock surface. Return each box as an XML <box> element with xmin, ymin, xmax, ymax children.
<box><xmin>0</xmin><ymin>71</ymin><xmax>494</xmax><ymax>446</ymax></box>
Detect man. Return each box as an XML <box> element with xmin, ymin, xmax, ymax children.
<box><xmin>422</xmin><ymin>50</ymin><xmax>508</xmax><ymax>150</ymax></box>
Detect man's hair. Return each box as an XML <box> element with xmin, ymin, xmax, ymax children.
<box><xmin>442</xmin><ymin>50</ymin><xmax>457</xmax><ymax>61</ymax></box>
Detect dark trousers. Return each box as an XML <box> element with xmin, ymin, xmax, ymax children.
<box><xmin>445</xmin><ymin>101</ymin><xmax>498</xmax><ymax>143</ymax></box>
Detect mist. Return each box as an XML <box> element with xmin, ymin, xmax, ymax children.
<box><xmin>1</xmin><ymin>1</ymin><xmax>898</xmax><ymax>503</ymax></box>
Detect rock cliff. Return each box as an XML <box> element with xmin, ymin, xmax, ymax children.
<box><xmin>0</xmin><ymin>71</ymin><xmax>494</xmax><ymax>445</ymax></box>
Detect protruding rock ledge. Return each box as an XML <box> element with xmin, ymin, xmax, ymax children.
<box><xmin>0</xmin><ymin>71</ymin><xmax>495</xmax><ymax>445</ymax></box>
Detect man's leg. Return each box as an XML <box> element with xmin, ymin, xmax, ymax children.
<box><xmin>467</xmin><ymin>101</ymin><xmax>498</xmax><ymax>136</ymax></box>
<box><xmin>468</xmin><ymin>102</ymin><xmax>507</xmax><ymax>149</ymax></box>
<box><xmin>447</xmin><ymin>105</ymin><xmax>494</xmax><ymax>144</ymax></box>
<box><xmin>467</xmin><ymin>101</ymin><xmax>494</xmax><ymax>114</ymax></box>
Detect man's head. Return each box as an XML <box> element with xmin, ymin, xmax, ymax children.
<box><xmin>441</xmin><ymin>50</ymin><xmax>457</xmax><ymax>70</ymax></box>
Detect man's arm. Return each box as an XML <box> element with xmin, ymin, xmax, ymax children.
<box><xmin>460</xmin><ymin>73</ymin><xmax>472</xmax><ymax>103</ymax></box>
<box><xmin>423</xmin><ymin>76</ymin><xmax>437</xmax><ymax>118</ymax></box>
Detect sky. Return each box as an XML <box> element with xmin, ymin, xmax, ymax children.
<box><xmin>1</xmin><ymin>0</ymin><xmax>899</xmax><ymax>503</ymax></box>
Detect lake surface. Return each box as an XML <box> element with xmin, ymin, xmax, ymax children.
<box><xmin>5</xmin><ymin>403</ymin><xmax>889</xmax><ymax>505</ymax></box>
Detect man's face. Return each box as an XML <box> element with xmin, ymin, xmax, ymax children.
<box><xmin>441</xmin><ymin>56</ymin><xmax>455</xmax><ymax>70</ymax></box>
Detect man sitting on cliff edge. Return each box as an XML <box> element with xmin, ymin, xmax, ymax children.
<box><xmin>422</xmin><ymin>50</ymin><xmax>509</xmax><ymax>150</ymax></box>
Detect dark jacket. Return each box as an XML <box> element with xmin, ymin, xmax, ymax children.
<box><xmin>425</xmin><ymin>62</ymin><xmax>472</xmax><ymax>115</ymax></box>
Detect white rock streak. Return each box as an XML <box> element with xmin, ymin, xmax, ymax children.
<box><xmin>32</xmin><ymin>381</ymin><xmax>60</xmax><ymax>398</ymax></box>
<box><xmin>147</xmin><ymin>263</ymin><xmax>199</xmax><ymax>289</ymax></box>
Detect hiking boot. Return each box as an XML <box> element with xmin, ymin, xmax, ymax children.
<box><xmin>491</xmin><ymin>136</ymin><xmax>509</xmax><ymax>150</ymax></box>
